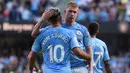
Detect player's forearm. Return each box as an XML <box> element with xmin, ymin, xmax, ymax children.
<box><xmin>28</xmin><ymin>57</ymin><xmax>36</xmax><ymax>71</ymax></box>
<box><xmin>79</xmin><ymin>50</ymin><xmax>91</xmax><ymax>61</ymax></box>
<box><xmin>105</xmin><ymin>65</ymin><xmax>112</xmax><ymax>73</ymax></box>
<box><xmin>87</xmin><ymin>46</ymin><xmax>93</xmax><ymax>72</ymax></box>
<box><xmin>104</xmin><ymin>61</ymin><xmax>112</xmax><ymax>73</ymax></box>
<box><xmin>33</xmin><ymin>63</ymin><xmax>39</xmax><ymax>72</ymax></box>
<box><xmin>88</xmin><ymin>47</ymin><xmax>93</xmax><ymax>73</ymax></box>
<box><xmin>31</xmin><ymin>20</ymin><xmax>45</xmax><ymax>37</ymax></box>
<box><xmin>28</xmin><ymin>51</ymin><xmax>37</xmax><ymax>72</ymax></box>
<box><xmin>73</xmin><ymin>48</ymin><xmax>91</xmax><ymax>60</ymax></box>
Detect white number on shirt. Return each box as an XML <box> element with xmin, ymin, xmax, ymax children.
<box><xmin>93</xmin><ymin>46</ymin><xmax>104</xmax><ymax>66</ymax></box>
<box><xmin>47</xmin><ymin>44</ymin><xmax>65</xmax><ymax>63</ymax></box>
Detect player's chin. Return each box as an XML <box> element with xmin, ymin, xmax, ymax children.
<box><xmin>69</xmin><ymin>19</ymin><xmax>75</xmax><ymax>22</ymax></box>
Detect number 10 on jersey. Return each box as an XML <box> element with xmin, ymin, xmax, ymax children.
<box><xmin>47</xmin><ymin>45</ymin><xmax>65</xmax><ymax>63</ymax></box>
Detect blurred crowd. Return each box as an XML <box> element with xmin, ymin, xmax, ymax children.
<box><xmin>110</xmin><ymin>52</ymin><xmax>130</xmax><ymax>73</ymax></box>
<box><xmin>75</xmin><ymin>0</ymin><xmax>130</xmax><ymax>22</ymax></box>
<box><xmin>0</xmin><ymin>49</ymin><xmax>29</xmax><ymax>73</ymax></box>
<box><xmin>0</xmin><ymin>0</ymin><xmax>51</xmax><ymax>22</ymax></box>
<box><xmin>0</xmin><ymin>0</ymin><xmax>130</xmax><ymax>23</ymax></box>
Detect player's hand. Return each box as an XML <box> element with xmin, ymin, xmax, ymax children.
<box><xmin>40</xmin><ymin>9</ymin><xmax>55</xmax><ymax>22</ymax></box>
<box><xmin>29</xmin><ymin>70</ymin><xmax>33</xmax><ymax>73</ymax></box>
<box><xmin>88</xmin><ymin>71</ymin><xmax>93</xmax><ymax>73</ymax></box>
<box><xmin>88</xmin><ymin>69</ymin><xmax>93</xmax><ymax>73</ymax></box>
<box><xmin>33</xmin><ymin>67</ymin><xmax>38</xmax><ymax>72</ymax></box>
<box><xmin>33</xmin><ymin>65</ymin><xmax>39</xmax><ymax>72</ymax></box>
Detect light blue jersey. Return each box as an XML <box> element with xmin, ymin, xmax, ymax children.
<box><xmin>32</xmin><ymin>26</ymin><xmax>80</xmax><ymax>73</ymax></box>
<box><xmin>62</xmin><ymin>22</ymin><xmax>91</xmax><ymax>68</ymax></box>
<box><xmin>91</xmin><ymin>38</ymin><xmax>110</xmax><ymax>73</ymax></box>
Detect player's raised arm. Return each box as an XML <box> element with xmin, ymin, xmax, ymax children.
<box><xmin>31</xmin><ymin>9</ymin><xmax>55</xmax><ymax>37</ymax></box>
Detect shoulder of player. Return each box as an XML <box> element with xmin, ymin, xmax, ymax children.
<box><xmin>76</xmin><ymin>22</ymin><xmax>85</xmax><ymax>28</ymax></box>
<box><xmin>96</xmin><ymin>38</ymin><xmax>107</xmax><ymax>46</ymax></box>
<box><xmin>45</xmin><ymin>25</ymin><xmax>51</xmax><ymax>29</ymax></box>
<box><xmin>61</xmin><ymin>22</ymin><xmax>66</xmax><ymax>27</ymax></box>
<box><xmin>60</xmin><ymin>27</ymin><xmax>72</xmax><ymax>32</ymax></box>
<box><xmin>61</xmin><ymin>27</ymin><xmax>75</xmax><ymax>35</ymax></box>
<box><xmin>60</xmin><ymin>28</ymin><xmax>75</xmax><ymax>38</ymax></box>
<box><xmin>76</xmin><ymin>22</ymin><xmax>88</xmax><ymax>32</ymax></box>
<box><xmin>40</xmin><ymin>25</ymin><xmax>51</xmax><ymax>30</ymax></box>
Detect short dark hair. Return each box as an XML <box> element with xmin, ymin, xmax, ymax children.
<box><xmin>88</xmin><ymin>21</ymin><xmax>100</xmax><ymax>36</ymax></box>
<box><xmin>48</xmin><ymin>8</ymin><xmax>61</xmax><ymax>23</ymax></box>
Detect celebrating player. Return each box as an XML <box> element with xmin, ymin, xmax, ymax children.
<box><xmin>31</xmin><ymin>1</ymin><xmax>93</xmax><ymax>73</ymax></box>
<box><xmin>32</xmin><ymin>2</ymin><xmax>93</xmax><ymax>73</ymax></box>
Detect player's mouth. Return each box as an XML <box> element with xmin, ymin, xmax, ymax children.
<box><xmin>69</xmin><ymin>17</ymin><xmax>74</xmax><ymax>20</ymax></box>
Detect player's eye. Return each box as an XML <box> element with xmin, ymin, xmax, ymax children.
<box><xmin>68</xmin><ymin>10</ymin><xmax>73</xmax><ymax>13</ymax></box>
<box><xmin>73</xmin><ymin>11</ymin><xmax>77</xmax><ymax>14</ymax></box>
<box><xmin>68</xmin><ymin>10</ymin><xmax>77</xmax><ymax>14</ymax></box>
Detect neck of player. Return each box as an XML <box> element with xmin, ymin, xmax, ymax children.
<box><xmin>64</xmin><ymin>20</ymin><xmax>75</xmax><ymax>26</ymax></box>
<box><xmin>51</xmin><ymin>23</ymin><xmax>61</xmax><ymax>27</ymax></box>
<box><xmin>91</xmin><ymin>35</ymin><xmax>96</xmax><ymax>38</ymax></box>
<box><xmin>91</xmin><ymin>32</ymin><xmax>98</xmax><ymax>38</ymax></box>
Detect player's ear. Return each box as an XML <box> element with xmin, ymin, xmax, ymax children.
<box><xmin>97</xmin><ymin>31</ymin><xmax>99</xmax><ymax>35</ymax></box>
<box><xmin>58</xmin><ymin>16</ymin><xmax>62</xmax><ymax>22</ymax></box>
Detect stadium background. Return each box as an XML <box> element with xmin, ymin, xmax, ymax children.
<box><xmin>0</xmin><ymin>0</ymin><xmax>130</xmax><ymax>73</ymax></box>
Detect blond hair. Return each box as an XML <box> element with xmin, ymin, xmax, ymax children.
<box><xmin>67</xmin><ymin>1</ymin><xmax>79</xmax><ymax>8</ymax></box>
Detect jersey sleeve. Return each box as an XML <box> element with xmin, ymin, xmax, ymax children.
<box><xmin>31</xmin><ymin>33</ymin><xmax>43</xmax><ymax>53</ymax></box>
<box><xmin>40</xmin><ymin>26</ymin><xmax>50</xmax><ymax>32</ymax></box>
<box><xmin>40</xmin><ymin>28</ymin><xmax>45</xmax><ymax>32</ymax></box>
<box><xmin>103</xmin><ymin>43</ymin><xmax>110</xmax><ymax>61</ymax></box>
<box><xmin>82</xmin><ymin>26</ymin><xmax>92</xmax><ymax>48</ymax></box>
<box><xmin>70</xmin><ymin>31</ymin><xmax>80</xmax><ymax>49</ymax></box>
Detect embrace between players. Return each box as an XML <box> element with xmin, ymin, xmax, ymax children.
<box><xmin>28</xmin><ymin>1</ymin><xmax>112</xmax><ymax>73</ymax></box>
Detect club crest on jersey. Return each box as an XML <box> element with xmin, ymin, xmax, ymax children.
<box><xmin>76</xmin><ymin>30</ymin><xmax>81</xmax><ymax>35</ymax></box>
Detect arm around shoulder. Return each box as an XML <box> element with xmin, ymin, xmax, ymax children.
<box><xmin>31</xmin><ymin>9</ymin><xmax>55</xmax><ymax>37</ymax></box>
<box><xmin>72</xmin><ymin>47</ymin><xmax>91</xmax><ymax>61</ymax></box>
